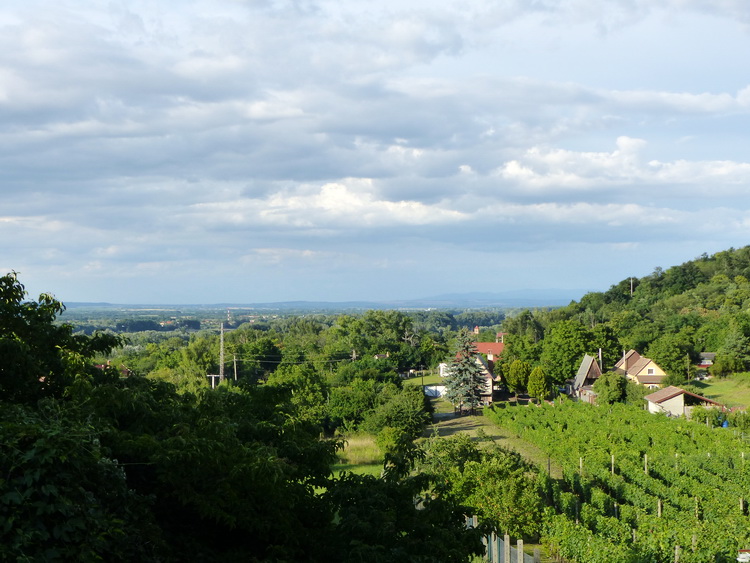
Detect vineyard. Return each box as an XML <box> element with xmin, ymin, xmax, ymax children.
<box><xmin>486</xmin><ymin>401</ymin><xmax>750</xmax><ymax>563</ymax></box>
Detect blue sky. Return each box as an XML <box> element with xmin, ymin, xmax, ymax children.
<box><xmin>2</xmin><ymin>0</ymin><xmax>750</xmax><ymax>304</ymax></box>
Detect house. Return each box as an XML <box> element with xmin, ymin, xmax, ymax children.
<box><xmin>644</xmin><ymin>385</ymin><xmax>723</xmax><ymax>417</ymax></box>
<box><xmin>473</xmin><ymin>341</ymin><xmax>505</xmax><ymax>375</ymax></box>
<box><xmin>572</xmin><ymin>354</ymin><xmax>602</xmax><ymax>404</ymax></box>
<box><xmin>440</xmin><ymin>341</ymin><xmax>503</xmax><ymax>406</ymax></box>
<box><xmin>613</xmin><ymin>349</ymin><xmax>666</xmax><ymax>389</ymax></box>
<box><xmin>696</xmin><ymin>352</ymin><xmax>716</xmax><ymax>378</ymax></box>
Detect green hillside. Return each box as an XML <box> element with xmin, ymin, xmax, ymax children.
<box><xmin>500</xmin><ymin>246</ymin><xmax>750</xmax><ymax>391</ymax></box>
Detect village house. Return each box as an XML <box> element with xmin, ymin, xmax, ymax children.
<box><xmin>571</xmin><ymin>354</ymin><xmax>602</xmax><ymax>404</ymax></box>
<box><xmin>439</xmin><ymin>339</ymin><xmax>504</xmax><ymax>406</ymax></box>
<box><xmin>644</xmin><ymin>385</ymin><xmax>724</xmax><ymax>417</ymax></box>
<box><xmin>613</xmin><ymin>349</ymin><xmax>667</xmax><ymax>389</ymax></box>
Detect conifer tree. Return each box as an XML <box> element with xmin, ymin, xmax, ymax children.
<box><xmin>527</xmin><ymin>365</ymin><xmax>553</xmax><ymax>403</ymax></box>
<box><xmin>444</xmin><ymin>328</ymin><xmax>487</xmax><ymax>414</ymax></box>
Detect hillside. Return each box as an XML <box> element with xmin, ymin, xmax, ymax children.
<box><xmin>500</xmin><ymin>246</ymin><xmax>750</xmax><ymax>388</ymax></box>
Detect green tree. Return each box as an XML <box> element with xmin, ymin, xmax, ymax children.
<box><xmin>506</xmin><ymin>359</ymin><xmax>531</xmax><ymax>396</ymax></box>
<box><xmin>540</xmin><ymin>320</ymin><xmax>593</xmax><ymax>385</ymax></box>
<box><xmin>527</xmin><ymin>365</ymin><xmax>553</xmax><ymax>402</ymax></box>
<box><xmin>0</xmin><ymin>272</ymin><xmax>121</xmax><ymax>402</ymax></box>
<box><xmin>593</xmin><ymin>371</ymin><xmax>627</xmax><ymax>404</ymax></box>
<box><xmin>444</xmin><ymin>328</ymin><xmax>487</xmax><ymax>414</ymax></box>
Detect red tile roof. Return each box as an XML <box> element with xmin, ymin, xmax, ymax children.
<box><xmin>473</xmin><ymin>342</ymin><xmax>505</xmax><ymax>356</ymax></box>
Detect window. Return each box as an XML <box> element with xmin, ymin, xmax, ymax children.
<box><xmin>647</xmin><ymin>368</ymin><xmax>655</xmax><ymax>375</ymax></box>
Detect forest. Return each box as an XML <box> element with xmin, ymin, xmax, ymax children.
<box><xmin>5</xmin><ymin>246</ymin><xmax>750</xmax><ymax>561</ymax></box>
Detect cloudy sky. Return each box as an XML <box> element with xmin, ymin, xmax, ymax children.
<box><xmin>2</xmin><ymin>1</ymin><xmax>750</xmax><ymax>304</ymax></box>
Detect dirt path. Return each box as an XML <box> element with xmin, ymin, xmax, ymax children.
<box><xmin>424</xmin><ymin>410</ymin><xmax>564</xmax><ymax>479</ymax></box>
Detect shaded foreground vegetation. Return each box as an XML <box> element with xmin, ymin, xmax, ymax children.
<box><xmin>8</xmin><ymin>246</ymin><xmax>750</xmax><ymax>561</ymax></box>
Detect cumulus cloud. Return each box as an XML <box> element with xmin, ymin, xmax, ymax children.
<box><xmin>3</xmin><ymin>0</ymin><xmax>750</xmax><ymax>301</ymax></box>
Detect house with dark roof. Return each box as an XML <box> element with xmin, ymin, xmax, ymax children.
<box><xmin>572</xmin><ymin>354</ymin><xmax>602</xmax><ymax>403</ymax></box>
<box><xmin>644</xmin><ymin>385</ymin><xmax>723</xmax><ymax>417</ymax></box>
<box><xmin>613</xmin><ymin>349</ymin><xmax>666</xmax><ymax>389</ymax></box>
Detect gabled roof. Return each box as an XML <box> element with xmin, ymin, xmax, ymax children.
<box><xmin>614</xmin><ymin>349</ymin><xmax>641</xmax><ymax>371</ymax></box>
<box><xmin>473</xmin><ymin>342</ymin><xmax>505</xmax><ymax>356</ymax></box>
<box><xmin>644</xmin><ymin>385</ymin><xmax>722</xmax><ymax>406</ymax></box>
<box><xmin>574</xmin><ymin>354</ymin><xmax>601</xmax><ymax>390</ymax></box>
<box><xmin>628</xmin><ymin>357</ymin><xmax>653</xmax><ymax>375</ymax></box>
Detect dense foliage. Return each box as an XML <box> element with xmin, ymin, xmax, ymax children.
<box><xmin>501</xmin><ymin>246</ymin><xmax>750</xmax><ymax>389</ymax></box>
<box><xmin>0</xmin><ymin>273</ymin><xmax>484</xmax><ymax>562</ymax></box>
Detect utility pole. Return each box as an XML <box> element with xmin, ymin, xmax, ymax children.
<box><xmin>208</xmin><ymin>322</ymin><xmax>227</xmax><ymax>388</ymax></box>
<box><xmin>219</xmin><ymin>323</ymin><xmax>225</xmax><ymax>383</ymax></box>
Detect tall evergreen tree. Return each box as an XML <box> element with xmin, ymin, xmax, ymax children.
<box><xmin>444</xmin><ymin>328</ymin><xmax>487</xmax><ymax>414</ymax></box>
<box><xmin>527</xmin><ymin>365</ymin><xmax>553</xmax><ymax>403</ymax></box>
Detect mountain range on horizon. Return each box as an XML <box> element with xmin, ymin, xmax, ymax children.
<box><xmin>64</xmin><ymin>288</ymin><xmax>589</xmax><ymax>311</ymax></box>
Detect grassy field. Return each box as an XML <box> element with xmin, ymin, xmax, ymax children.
<box><xmin>403</xmin><ymin>372</ymin><xmax>442</xmax><ymax>386</ymax></box>
<box><xmin>690</xmin><ymin>373</ymin><xmax>750</xmax><ymax>407</ymax></box>
<box><xmin>333</xmin><ymin>433</ymin><xmax>383</xmax><ymax>476</ymax></box>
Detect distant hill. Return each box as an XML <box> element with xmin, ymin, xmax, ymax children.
<box><xmin>65</xmin><ymin>289</ymin><xmax>587</xmax><ymax>312</ymax></box>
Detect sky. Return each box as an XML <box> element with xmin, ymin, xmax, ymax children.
<box><xmin>3</xmin><ymin>0</ymin><xmax>750</xmax><ymax>304</ymax></box>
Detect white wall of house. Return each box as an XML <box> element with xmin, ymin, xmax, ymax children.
<box><xmin>649</xmin><ymin>395</ymin><xmax>685</xmax><ymax>416</ymax></box>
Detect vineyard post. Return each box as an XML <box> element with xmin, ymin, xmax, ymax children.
<box><xmin>644</xmin><ymin>453</ymin><xmax>648</xmax><ymax>476</ymax></box>
<box><xmin>694</xmin><ymin>497</ymin><xmax>699</xmax><ymax>519</ymax></box>
<box><xmin>516</xmin><ymin>539</ymin><xmax>523</xmax><ymax>563</ymax></box>
<box><xmin>579</xmin><ymin>456</ymin><xmax>583</xmax><ymax>472</ymax></box>
<box><xmin>658</xmin><ymin>498</ymin><xmax>663</xmax><ymax>517</ymax></box>
<box><xmin>611</xmin><ymin>454</ymin><xmax>615</xmax><ymax>475</ymax></box>
<box><xmin>674</xmin><ymin>544</ymin><xmax>681</xmax><ymax>562</ymax></box>
<box><xmin>691</xmin><ymin>534</ymin><xmax>697</xmax><ymax>552</ymax></box>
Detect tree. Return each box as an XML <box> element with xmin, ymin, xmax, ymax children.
<box><xmin>527</xmin><ymin>366</ymin><xmax>553</xmax><ymax>402</ymax></box>
<box><xmin>646</xmin><ymin>333</ymin><xmax>693</xmax><ymax>382</ymax></box>
<box><xmin>505</xmin><ymin>359</ymin><xmax>531</xmax><ymax>396</ymax></box>
<box><xmin>444</xmin><ymin>328</ymin><xmax>487</xmax><ymax>414</ymax></box>
<box><xmin>540</xmin><ymin>320</ymin><xmax>593</xmax><ymax>385</ymax></box>
<box><xmin>0</xmin><ymin>272</ymin><xmax>121</xmax><ymax>403</ymax></box>
<box><xmin>592</xmin><ymin>371</ymin><xmax>627</xmax><ymax>404</ymax></box>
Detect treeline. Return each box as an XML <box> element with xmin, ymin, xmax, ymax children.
<box><xmin>500</xmin><ymin>246</ymin><xmax>750</xmax><ymax>390</ymax></box>
<box><xmin>0</xmin><ymin>273</ymin><xmax>486</xmax><ymax>562</ymax></box>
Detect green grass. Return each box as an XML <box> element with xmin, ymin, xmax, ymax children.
<box><xmin>691</xmin><ymin>373</ymin><xmax>750</xmax><ymax>407</ymax></box>
<box><xmin>423</xmin><ymin>403</ymin><xmax>564</xmax><ymax>479</ymax></box>
<box><xmin>320</xmin><ymin>433</ymin><xmax>383</xmax><ymax>479</ymax></box>
<box><xmin>403</xmin><ymin>372</ymin><xmax>443</xmax><ymax>386</ymax></box>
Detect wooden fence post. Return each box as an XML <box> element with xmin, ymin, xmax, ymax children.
<box><xmin>491</xmin><ymin>532</ymin><xmax>499</xmax><ymax>563</ymax></box>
